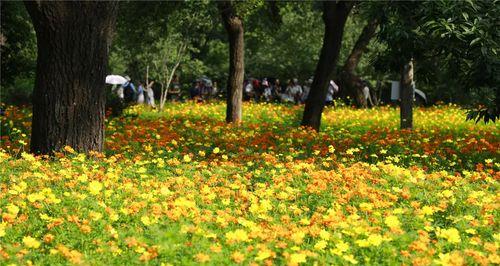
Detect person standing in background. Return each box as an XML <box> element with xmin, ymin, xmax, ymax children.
<box><xmin>137</xmin><ymin>82</ymin><xmax>145</xmax><ymax>104</ymax></box>
<box><xmin>146</xmin><ymin>83</ymin><xmax>156</xmax><ymax>108</ymax></box>
<box><xmin>301</xmin><ymin>78</ymin><xmax>312</xmax><ymax>103</ymax></box>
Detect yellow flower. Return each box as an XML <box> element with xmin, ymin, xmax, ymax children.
<box><xmin>465</xmin><ymin>229</ymin><xmax>476</xmax><ymax>235</ymax></box>
<box><xmin>23</xmin><ymin>236</ymin><xmax>41</xmax><ymax>249</ymax></box>
<box><xmin>421</xmin><ymin>206</ymin><xmax>435</xmax><ymax>216</ymax></box>
<box><xmin>359</xmin><ymin>202</ymin><xmax>373</xmax><ymax>212</ymax></box>
<box><xmin>437</xmin><ymin>228</ymin><xmax>461</xmax><ymax>244</ymax></box>
<box><xmin>331</xmin><ymin>241</ymin><xmax>349</xmax><ymax>255</ymax></box>
<box><xmin>6</xmin><ymin>204</ymin><xmax>20</xmax><ymax>216</ymax></box>
<box><xmin>319</xmin><ymin>229</ymin><xmax>330</xmax><ymax>240</ymax></box>
<box><xmin>314</xmin><ymin>240</ymin><xmax>328</xmax><ymax>251</ymax></box>
<box><xmin>88</xmin><ymin>181</ymin><xmax>103</xmax><ymax>195</ymax></box>
<box><xmin>289</xmin><ymin>253</ymin><xmax>307</xmax><ymax>265</ymax></box>
<box><xmin>63</xmin><ymin>145</ymin><xmax>75</xmax><ymax>153</ymax></box>
<box><xmin>77</xmin><ymin>174</ymin><xmax>88</xmax><ymax>182</ymax></box>
<box><xmin>255</xmin><ymin>249</ymin><xmax>272</xmax><ymax>261</ymax></box>
<box><xmin>343</xmin><ymin>254</ymin><xmax>358</xmax><ymax>264</ymax></box>
<box><xmin>231</xmin><ymin>251</ymin><xmax>245</xmax><ymax>263</ymax></box>
<box><xmin>21</xmin><ymin>152</ymin><xmax>36</xmax><ymax>161</ymax></box>
<box><xmin>213</xmin><ymin>147</ymin><xmax>220</xmax><ymax>154</ymax></box>
<box><xmin>291</xmin><ymin>231</ymin><xmax>306</xmax><ymax>244</ymax></box>
<box><xmin>493</xmin><ymin>233</ymin><xmax>500</xmax><ymax>242</ymax></box>
<box><xmin>355</xmin><ymin>239</ymin><xmax>369</xmax><ymax>247</ymax></box>
<box><xmin>89</xmin><ymin>211</ymin><xmax>103</xmax><ymax>221</ymax></box>
<box><xmin>27</xmin><ymin>193</ymin><xmax>45</xmax><ymax>203</ymax></box>
<box><xmin>225</xmin><ymin>229</ymin><xmax>249</xmax><ymax>243</ymax></box>
<box><xmin>136</xmin><ymin>167</ymin><xmax>147</xmax><ymax>173</ymax></box>
<box><xmin>183</xmin><ymin>154</ymin><xmax>191</xmax><ymax>163</ymax></box>
<box><xmin>356</xmin><ymin>234</ymin><xmax>383</xmax><ymax>247</ymax></box>
<box><xmin>489</xmin><ymin>254</ymin><xmax>500</xmax><ymax>264</ymax></box>
<box><xmin>441</xmin><ymin>190</ymin><xmax>453</xmax><ymax>198</ymax></box>
<box><xmin>328</xmin><ymin>145</ymin><xmax>335</xmax><ymax>153</ymax></box>
<box><xmin>434</xmin><ymin>252</ymin><xmax>464</xmax><ymax>266</ymax></box>
<box><xmin>0</xmin><ymin>222</ymin><xmax>6</xmax><ymax>237</ymax></box>
<box><xmin>367</xmin><ymin>234</ymin><xmax>384</xmax><ymax>246</ymax></box>
<box><xmin>384</xmin><ymin>215</ymin><xmax>401</xmax><ymax>229</ymax></box>
<box><xmin>299</xmin><ymin>218</ymin><xmax>310</xmax><ymax>225</ymax></box>
<box><xmin>141</xmin><ymin>216</ymin><xmax>152</xmax><ymax>226</ymax></box>
<box><xmin>249</xmin><ymin>199</ymin><xmax>273</xmax><ymax>214</ymax></box>
<box><xmin>194</xmin><ymin>253</ymin><xmax>210</xmax><ymax>263</ymax></box>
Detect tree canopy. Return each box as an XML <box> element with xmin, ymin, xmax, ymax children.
<box><xmin>1</xmin><ymin>0</ymin><xmax>498</xmax><ymax>123</ymax></box>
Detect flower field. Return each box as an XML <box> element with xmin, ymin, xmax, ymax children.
<box><xmin>1</xmin><ymin>102</ymin><xmax>499</xmax><ymax>265</ymax></box>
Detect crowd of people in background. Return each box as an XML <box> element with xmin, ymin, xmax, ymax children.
<box><xmin>189</xmin><ymin>77</ymin><xmax>218</xmax><ymax>102</ymax></box>
<box><xmin>113</xmin><ymin>76</ymin><xmax>156</xmax><ymax>108</ymax></box>
<box><xmin>242</xmin><ymin>77</ymin><xmax>340</xmax><ymax>105</ymax></box>
<box><xmin>113</xmin><ymin>75</ymin><xmax>343</xmax><ymax>107</ymax></box>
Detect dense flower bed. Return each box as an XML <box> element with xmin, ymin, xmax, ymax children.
<box><xmin>1</xmin><ymin>102</ymin><xmax>498</xmax><ymax>265</ymax></box>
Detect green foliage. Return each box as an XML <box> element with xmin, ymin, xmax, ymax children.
<box><xmin>233</xmin><ymin>0</ymin><xmax>265</xmax><ymax>18</ymax></box>
<box><xmin>201</xmin><ymin>40</ymin><xmax>229</xmax><ymax>83</ymax></box>
<box><xmin>110</xmin><ymin>1</ymin><xmax>221</xmax><ymax>87</ymax></box>
<box><xmin>420</xmin><ymin>0</ymin><xmax>499</xmax><ymax>122</ymax></box>
<box><xmin>373</xmin><ymin>0</ymin><xmax>499</xmax><ymax>121</ymax></box>
<box><xmin>1</xmin><ymin>0</ymin><xmax>497</xmax><ymax>120</ymax></box>
<box><xmin>465</xmin><ymin>87</ymin><xmax>499</xmax><ymax>124</ymax></box>
<box><xmin>245</xmin><ymin>2</ymin><xmax>323</xmax><ymax>80</ymax></box>
<box><xmin>0</xmin><ymin>1</ymin><xmax>37</xmax><ymax>104</ymax></box>
<box><xmin>1</xmin><ymin>77</ymin><xmax>34</xmax><ymax>106</ymax></box>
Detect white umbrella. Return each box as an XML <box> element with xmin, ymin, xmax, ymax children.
<box><xmin>105</xmin><ymin>75</ymin><xmax>127</xmax><ymax>85</ymax></box>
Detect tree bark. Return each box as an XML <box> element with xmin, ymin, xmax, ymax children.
<box><xmin>340</xmin><ymin>72</ymin><xmax>366</xmax><ymax>106</ymax></box>
<box><xmin>400</xmin><ymin>60</ymin><xmax>414</xmax><ymax>129</ymax></box>
<box><xmin>218</xmin><ymin>1</ymin><xmax>244</xmax><ymax>123</ymax></box>
<box><xmin>340</xmin><ymin>16</ymin><xmax>380</xmax><ymax>108</ymax></box>
<box><xmin>301</xmin><ymin>1</ymin><xmax>353</xmax><ymax>131</ymax></box>
<box><xmin>344</xmin><ymin>17</ymin><xmax>379</xmax><ymax>74</ymax></box>
<box><xmin>25</xmin><ymin>1</ymin><xmax>118</xmax><ymax>155</ymax></box>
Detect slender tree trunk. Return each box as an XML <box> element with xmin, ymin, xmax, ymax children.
<box><xmin>218</xmin><ymin>1</ymin><xmax>244</xmax><ymax>123</ymax></box>
<box><xmin>25</xmin><ymin>1</ymin><xmax>118</xmax><ymax>155</ymax></box>
<box><xmin>344</xmin><ymin>17</ymin><xmax>379</xmax><ymax>74</ymax></box>
<box><xmin>340</xmin><ymin>16</ymin><xmax>380</xmax><ymax>108</ymax></box>
<box><xmin>400</xmin><ymin>60</ymin><xmax>414</xmax><ymax>129</ymax></box>
<box><xmin>301</xmin><ymin>1</ymin><xmax>353</xmax><ymax>131</ymax></box>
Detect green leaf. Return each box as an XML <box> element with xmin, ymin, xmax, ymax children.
<box><xmin>470</xmin><ymin>37</ymin><xmax>481</xmax><ymax>46</ymax></box>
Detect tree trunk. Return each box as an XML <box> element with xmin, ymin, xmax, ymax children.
<box><xmin>340</xmin><ymin>16</ymin><xmax>380</xmax><ymax>108</ymax></box>
<box><xmin>301</xmin><ymin>1</ymin><xmax>353</xmax><ymax>131</ymax></box>
<box><xmin>25</xmin><ymin>1</ymin><xmax>118</xmax><ymax>155</ymax></box>
<box><xmin>400</xmin><ymin>60</ymin><xmax>414</xmax><ymax>129</ymax></box>
<box><xmin>218</xmin><ymin>2</ymin><xmax>244</xmax><ymax>123</ymax></box>
<box><xmin>344</xmin><ymin>17</ymin><xmax>379</xmax><ymax>73</ymax></box>
<box><xmin>340</xmin><ymin>71</ymin><xmax>366</xmax><ymax>107</ymax></box>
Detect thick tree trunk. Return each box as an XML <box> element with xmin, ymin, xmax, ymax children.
<box><xmin>218</xmin><ymin>2</ymin><xmax>244</xmax><ymax>123</ymax></box>
<box><xmin>400</xmin><ymin>60</ymin><xmax>414</xmax><ymax>129</ymax></box>
<box><xmin>25</xmin><ymin>1</ymin><xmax>118</xmax><ymax>155</ymax></box>
<box><xmin>301</xmin><ymin>1</ymin><xmax>353</xmax><ymax>131</ymax></box>
<box><xmin>340</xmin><ymin>16</ymin><xmax>380</xmax><ymax>108</ymax></box>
